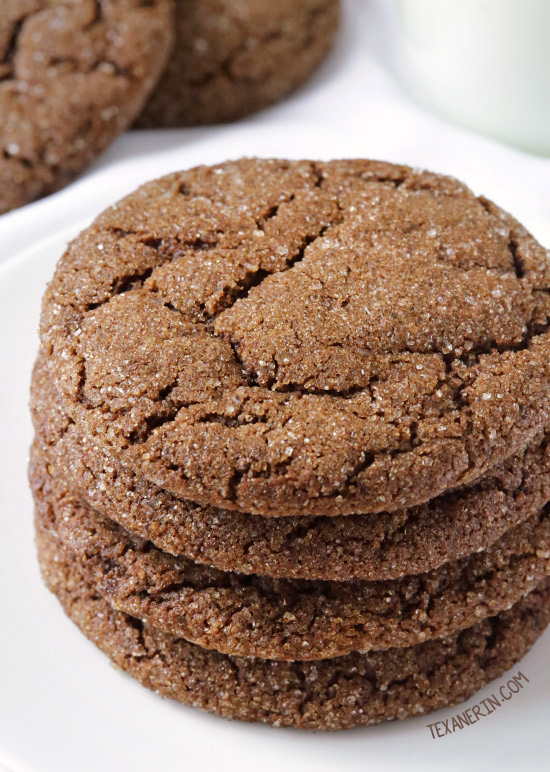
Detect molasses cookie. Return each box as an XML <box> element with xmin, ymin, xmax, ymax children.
<box><xmin>31</xmin><ymin>444</ymin><xmax>550</xmax><ymax>660</ymax></box>
<box><xmin>0</xmin><ymin>0</ymin><xmax>173</xmax><ymax>214</ymax></box>
<box><xmin>40</xmin><ymin>159</ymin><xmax>550</xmax><ymax>517</ymax></box>
<box><xmin>31</xmin><ymin>351</ymin><xmax>550</xmax><ymax>581</ymax></box>
<box><xmin>36</xmin><ymin>522</ymin><xmax>550</xmax><ymax>730</ymax></box>
<box><xmin>136</xmin><ymin>0</ymin><xmax>340</xmax><ymax>128</ymax></box>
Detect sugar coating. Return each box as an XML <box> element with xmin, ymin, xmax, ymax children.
<box><xmin>31</xmin><ymin>353</ymin><xmax>550</xmax><ymax>581</ymax></box>
<box><xmin>40</xmin><ymin>159</ymin><xmax>550</xmax><ymax>517</ymax></box>
<box><xmin>36</xmin><ymin>523</ymin><xmax>550</xmax><ymax>731</ymax></box>
<box><xmin>0</xmin><ymin>0</ymin><xmax>173</xmax><ymax>213</ymax></box>
<box><xmin>31</xmin><ymin>444</ymin><xmax>550</xmax><ymax>660</ymax></box>
<box><xmin>137</xmin><ymin>0</ymin><xmax>340</xmax><ymax>128</ymax></box>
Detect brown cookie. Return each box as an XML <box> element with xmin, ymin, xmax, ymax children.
<box><xmin>31</xmin><ymin>442</ymin><xmax>550</xmax><ymax>660</ymax></box>
<box><xmin>136</xmin><ymin>0</ymin><xmax>340</xmax><ymax>128</ymax></box>
<box><xmin>31</xmin><ymin>350</ymin><xmax>550</xmax><ymax>581</ymax></box>
<box><xmin>36</xmin><ymin>521</ymin><xmax>550</xmax><ymax>730</ymax></box>
<box><xmin>40</xmin><ymin>159</ymin><xmax>550</xmax><ymax>517</ymax></box>
<box><xmin>0</xmin><ymin>0</ymin><xmax>173</xmax><ymax>214</ymax></box>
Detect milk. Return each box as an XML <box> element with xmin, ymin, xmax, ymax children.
<box><xmin>397</xmin><ymin>0</ymin><xmax>550</xmax><ymax>155</ymax></box>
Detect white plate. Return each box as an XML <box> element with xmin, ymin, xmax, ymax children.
<box><xmin>1</xmin><ymin>121</ymin><xmax>550</xmax><ymax>772</ymax></box>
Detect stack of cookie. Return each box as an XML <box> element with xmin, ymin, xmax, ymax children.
<box><xmin>31</xmin><ymin>159</ymin><xmax>550</xmax><ymax>730</ymax></box>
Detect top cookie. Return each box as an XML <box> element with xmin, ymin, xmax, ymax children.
<box><xmin>40</xmin><ymin>158</ymin><xmax>550</xmax><ymax>517</ymax></box>
<box><xmin>0</xmin><ymin>0</ymin><xmax>173</xmax><ymax>214</ymax></box>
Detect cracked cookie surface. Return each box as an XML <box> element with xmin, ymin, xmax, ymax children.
<box><xmin>40</xmin><ymin>159</ymin><xmax>550</xmax><ymax>516</ymax></box>
<box><xmin>36</xmin><ymin>521</ymin><xmax>550</xmax><ymax>730</ymax></box>
<box><xmin>136</xmin><ymin>0</ymin><xmax>339</xmax><ymax>128</ymax></box>
<box><xmin>31</xmin><ymin>351</ymin><xmax>550</xmax><ymax>580</ymax></box>
<box><xmin>0</xmin><ymin>0</ymin><xmax>173</xmax><ymax>214</ymax></box>
<box><xmin>31</xmin><ymin>443</ymin><xmax>550</xmax><ymax>660</ymax></box>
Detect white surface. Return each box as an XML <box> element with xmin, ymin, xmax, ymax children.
<box><xmin>0</xmin><ymin>1</ymin><xmax>549</xmax><ymax>771</ymax></box>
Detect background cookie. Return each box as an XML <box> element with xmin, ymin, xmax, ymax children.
<box><xmin>30</xmin><ymin>352</ymin><xmax>550</xmax><ymax>581</ymax></box>
<box><xmin>0</xmin><ymin>0</ymin><xmax>173</xmax><ymax>214</ymax></box>
<box><xmin>40</xmin><ymin>159</ymin><xmax>550</xmax><ymax>517</ymax></box>
<box><xmin>36</xmin><ymin>521</ymin><xmax>550</xmax><ymax>730</ymax></box>
<box><xmin>136</xmin><ymin>0</ymin><xmax>340</xmax><ymax>128</ymax></box>
<box><xmin>31</xmin><ymin>446</ymin><xmax>550</xmax><ymax>660</ymax></box>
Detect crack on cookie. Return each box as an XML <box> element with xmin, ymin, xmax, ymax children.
<box><xmin>88</xmin><ymin>267</ymin><xmax>155</xmax><ymax>311</ymax></box>
<box><xmin>371</xmin><ymin>174</ymin><xmax>407</xmax><ymax>189</ymax></box>
<box><xmin>207</xmin><ymin>270</ymin><xmax>272</xmax><ymax>321</ymax></box>
<box><xmin>478</xmin><ymin>196</ymin><xmax>528</xmax><ymax>281</ymax></box>
<box><xmin>125</xmin><ymin>615</ymin><xmax>148</xmax><ymax>657</ymax></box>
<box><xmin>509</xmin><ymin>233</ymin><xmax>525</xmax><ymax>280</ymax></box>
<box><xmin>84</xmin><ymin>0</ymin><xmax>103</xmax><ymax>31</ymax></box>
<box><xmin>310</xmin><ymin>160</ymin><xmax>408</xmax><ymax>193</ymax></box>
<box><xmin>335</xmin><ymin>450</ymin><xmax>377</xmax><ymax>492</ymax></box>
<box><xmin>269</xmin><ymin>380</ymin><xmax>378</xmax><ymax>398</ymax></box>
<box><xmin>92</xmin><ymin>58</ymin><xmax>129</xmax><ymax>78</ymax></box>
<box><xmin>2</xmin><ymin>148</ymin><xmax>32</xmax><ymax>167</ymax></box>
<box><xmin>255</xmin><ymin>203</ymin><xmax>281</xmax><ymax>230</ymax></box>
<box><xmin>127</xmin><ymin>383</ymin><xmax>182</xmax><ymax>443</ymax></box>
<box><xmin>0</xmin><ymin>17</ymin><xmax>25</xmax><ymax>78</ymax></box>
<box><xmin>232</xmin><ymin>223</ymin><xmax>334</xmax><ymax>311</ymax></box>
<box><xmin>226</xmin><ymin>467</ymin><xmax>249</xmax><ymax>506</ymax></box>
<box><xmin>207</xmin><ymin>223</ymin><xmax>337</xmax><ymax>341</ymax></box>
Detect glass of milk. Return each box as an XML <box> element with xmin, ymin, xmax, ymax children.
<box><xmin>397</xmin><ymin>0</ymin><xmax>550</xmax><ymax>155</ymax></box>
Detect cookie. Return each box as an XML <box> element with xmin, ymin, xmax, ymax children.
<box><xmin>31</xmin><ymin>443</ymin><xmax>550</xmax><ymax>660</ymax></box>
<box><xmin>136</xmin><ymin>0</ymin><xmax>339</xmax><ymax>128</ymax></box>
<box><xmin>31</xmin><ymin>351</ymin><xmax>550</xmax><ymax>581</ymax></box>
<box><xmin>0</xmin><ymin>0</ymin><xmax>173</xmax><ymax>214</ymax></box>
<box><xmin>36</xmin><ymin>522</ymin><xmax>550</xmax><ymax>730</ymax></box>
<box><xmin>40</xmin><ymin>159</ymin><xmax>550</xmax><ymax>517</ymax></box>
